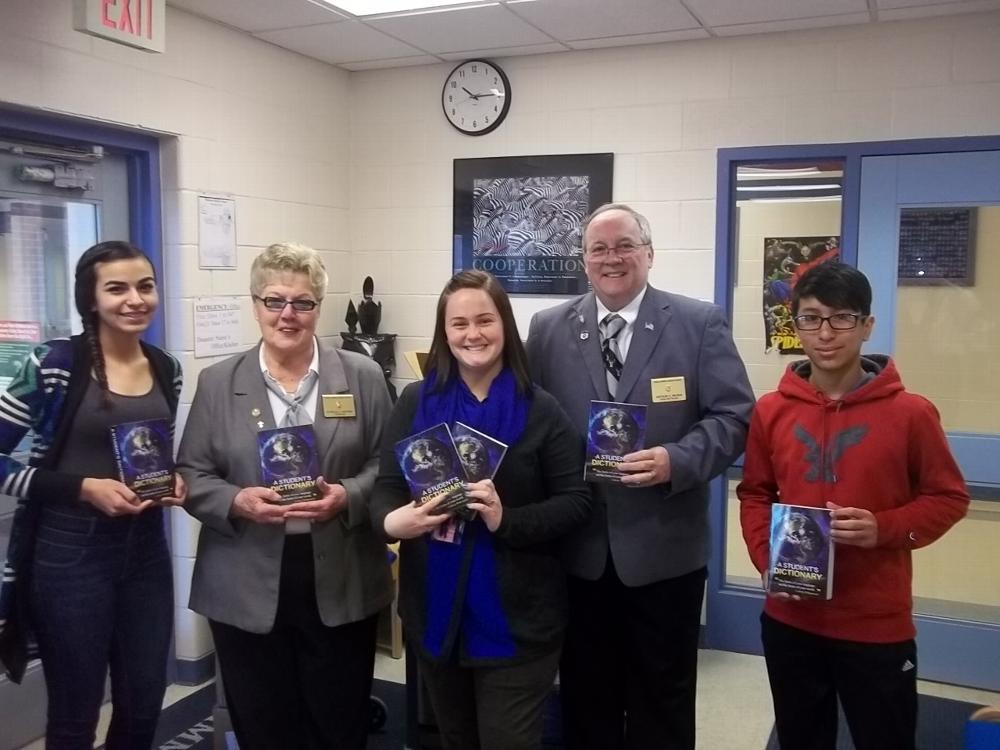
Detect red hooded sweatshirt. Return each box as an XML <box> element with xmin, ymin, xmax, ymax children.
<box><xmin>738</xmin><ymin>355</ymin><xmax>969</xmax><ymax>643</ymax></box>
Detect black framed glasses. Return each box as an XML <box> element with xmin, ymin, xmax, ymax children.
<box><xmin>253</xmin><ymin>295</ymin><xmax>319</xmax><ymax>312</ymax></box>
<box><xmin>585</xmin><ymin>241</ymin><xmax>649</xmax><ymax>260</ymax></box>
<box><xmin>793</xmin><ymin>313</ymin><xmax>865</xmax><ymax>331</ymax></box>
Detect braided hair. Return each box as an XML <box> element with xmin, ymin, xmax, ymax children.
<box><xmin>73</xmin><ymin>241</ymin><xmax>153</xmax><ymax>408</ymax></box>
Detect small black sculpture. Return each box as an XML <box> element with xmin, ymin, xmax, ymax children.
<box><xmin>344</xmin><ymin>300</ymin><xmax>358</xmax><ymax>335</ymax></box>
<box><xmin>342</xmin><ymin>276</ymin><xmax>396</xmax><ymax>401</ymax></box>
<box><xmin>357</xmin><ymin>276</ymin><xmax>382</xmax><ymax>335</ymax></box>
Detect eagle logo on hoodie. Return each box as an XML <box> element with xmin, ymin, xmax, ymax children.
<box><xmin>794</xmin><ymin>423</ymin><xmax>868</xmax><ymax>482</ymax></box>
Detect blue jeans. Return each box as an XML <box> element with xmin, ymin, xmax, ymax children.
<box><xmin>28</xmin><ymin>503</ymin><xmax>173</xmax><ymax>750</ymax></box>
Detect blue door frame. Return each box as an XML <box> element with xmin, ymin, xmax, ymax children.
<box><xmin>709</xmin><ymin>135</ymin><xmax>1000</xmax><ymax>691</ymax></box>
<box><xmin>0</xmin><ymin>108</ymin><xmax>164</xmax><ymax>346</ymax></box>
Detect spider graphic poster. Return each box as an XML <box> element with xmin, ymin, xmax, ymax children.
<box><xmin>762</xmin><ymin>235</ymin><xmax>840</xmax><ymax>354</ymax></box>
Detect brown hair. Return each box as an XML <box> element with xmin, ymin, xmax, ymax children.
<box><xmin>74</xmin><ymin>241</ymin><xmax>153</xmax><ymax>408</ymax></box>
<box><xmin>425</xmin><ymin>270</ymin><xmax>532</xmax><ymax>394</ymax></box>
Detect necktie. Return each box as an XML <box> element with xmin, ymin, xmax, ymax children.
<box><xmin>263</xmin><ymin>369</ymin><xmax>318</xmax><ymax>534</ymax></box>
<box><xmin>264</xmin><ymin>370</ymin><xmax>318</xmax><ymax>427</ymax></box>
<box><xmin>600</xmin><ymin>313</ymin><xmax>626</xmax><ymax>399</ymax></box>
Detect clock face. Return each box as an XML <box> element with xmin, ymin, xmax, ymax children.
<box><xmin>442</xmin><ymin>59</ymin><xmax>510</xmax><ymax>136</ymax></box>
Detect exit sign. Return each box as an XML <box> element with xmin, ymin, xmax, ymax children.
<box><xmin>73</xmin><ymin>0</ymin><xmax>165</xmax><ymax>53</ymax></box>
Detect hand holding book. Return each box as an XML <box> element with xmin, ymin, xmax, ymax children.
<box><xmin>231</xmin><ymin>485</ymin><xmax>286</xmax><ymax>524</ymax></box>
<box><xmin>617</xmin><ymin>445</ymin><xmax>672</xmax><ymax>487</ymax></box>
<box><xmin>80</xmin><ymin>477</ymin><xmax>152</xmax><ymax>517</ymax></box>
<box><xmin>827</xmin><ymin>501</ymin><xmax>878</xmax><ymax>548</ymax></box>
<box><xmin>284</xmin><ymin>476</ymin><xmax>348</xmax><ymax>523</ymax></box>
<box><xmin>464</xmin><ymin>478</ymin><xmax>502</xmax><ymax>532</ymax></box>
<box><xmin>384</xmin><ymin>493</ymin><xmax>451</xmax><ymax>540</ymax></box>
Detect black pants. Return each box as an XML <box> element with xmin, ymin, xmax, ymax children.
<box><xmin>761</xmin><ymin>612</ymin><xmax>917</xmax><ymax>750</ymax></box>
<box><xmin>559</xmin><ymin>558</ymin><xmax>706</xmax><ymax>750</ymax></box>
<box><xmin>419</xmin><ymin>647</ymin><xmax>560</xmax><ymax>750</ymax></box>
<box><xmin>209</xmin><ymin>535</ymin><xmax>378</xmax><ymax>750</ymax></box>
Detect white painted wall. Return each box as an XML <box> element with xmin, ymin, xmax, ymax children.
<box><xmin>349</xmin><ymin>11</ymin><xmax>1000</xmax><ymax>388</ymax></box>
<box><xmin>1</xmin><ymin>0</ymin><xmax>352</xmax><ymax>665</ymax></box>
<box><xmin>2</xmin><ymin>0</ymin><xmax>1000</xmax><ymax>668</ymax></box>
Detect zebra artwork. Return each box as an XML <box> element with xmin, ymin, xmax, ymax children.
<box><xmin>472</xmin><ymin>175</ymin><xmax>590</xmax><ymax>258</ymax></box>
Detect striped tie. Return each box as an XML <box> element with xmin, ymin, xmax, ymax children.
<box><xmin>600</xmin><ymin>313</ymin><xmax>626</xmax><ymax>399</ymax></box>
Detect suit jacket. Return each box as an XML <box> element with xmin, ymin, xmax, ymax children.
<box><xmin>178</xmin><ymin>341</ymin><xmax>394</xmax><ymax>633</ymax></box>
<box><xmin>526</xmin><ymin>286</ymin><xmax>754</xmax><ymax>586</ymax></box>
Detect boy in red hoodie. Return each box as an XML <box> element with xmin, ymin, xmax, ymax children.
<box><xmin>738</xmin><ymin>262</ymin><xmax>969</xmax><ymax>750</ymax></box>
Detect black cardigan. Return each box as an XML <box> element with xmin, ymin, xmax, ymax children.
<box><xmin>371</xmin><ymin>382</ymin><xmax>591</xmax><ymax>666</ymax></box>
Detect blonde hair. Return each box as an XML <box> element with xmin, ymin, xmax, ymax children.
<box><xmin>250</xmin><ymin>242</ymin><xmax>328</xmax><ymax>300</ymax></box>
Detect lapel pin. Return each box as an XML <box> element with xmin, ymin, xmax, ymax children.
<box><xmin>644</xmin><ymin>322</ymin><xmax>654</xmax><ymax>331</ymax></box>
<box><xmin>256</xmin><ymin>420</ymin><xmax>265</xmax><ymax>429</ymax></box>
<box><xmin>580</xmin><ymin>331</ymin><xmax>590</xmax><ymax>340</ymax></box>
<box><xmin>578</xmin><ymin>314</ymin><xmax>585</xmax><ymax>323</ymax></box>
<box><xmin>251</xmin><ymin>407</ymin><xmax>261</xmax><ymax>417</ymax></box>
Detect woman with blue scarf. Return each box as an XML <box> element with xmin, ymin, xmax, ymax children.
<box><xmin>372</xmin><ymin>270</ymin><xmax>591</xmax><ymax>750</ymax></box>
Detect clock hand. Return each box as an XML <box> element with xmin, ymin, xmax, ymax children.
<box><xmin>462</xmin><ymin>86</ymin><xmax>480</xmax><ymax>100</ymax></box>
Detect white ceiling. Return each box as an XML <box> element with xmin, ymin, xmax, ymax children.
<box><xmin>166</xmin><ymin>0</ymin><xmax>1000</xmax><ymax>71</ymax></box>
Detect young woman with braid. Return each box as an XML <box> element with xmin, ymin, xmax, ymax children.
<box><xmin>0</xmin><ymin>241</ymin><xmax>184</xmax><ymax>749</ymax></box>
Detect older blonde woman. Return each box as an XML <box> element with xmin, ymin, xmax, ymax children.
<box><xmin>178</xmin><ymin>243</ymin><xmax>393</xmax><ymax>750</ymax></box>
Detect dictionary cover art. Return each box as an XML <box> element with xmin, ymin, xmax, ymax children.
<box><xmin>256</xmin><ymin>424</ymin><xmax>321</xmax><ymax>504</ymax></box>
<box><xmin>110</xmin><ymin>418</ymin><xmax>175</xmax><ymax>501</ymax></box>
<box><xmin>584</xmin><ymin>401</ymin><xmax>647</xmax><ymax>484</ymax></box>
<box><xmin>395</xmin><ymin>423</ymin><xmax>472</xmax><ymax>520</ymax></box>
<box><xmin>452</xmin><ymin>422</ymin><xmax>507</xmax><ymax>482</ymax></box>
<box><xmin>767</xmin><ymin>503</ymin><xmax>835</xmax><ymax>599</ymax></box>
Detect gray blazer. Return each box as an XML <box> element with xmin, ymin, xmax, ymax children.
<box><xmin>178</xmin><ymin>341</ymin><xmax>394</xmax><ymax>633</ymax></box>
<box><xmin>526</xmin><ymin>286</ymin><xmax>754</xmax><ymax>587</ymax></box>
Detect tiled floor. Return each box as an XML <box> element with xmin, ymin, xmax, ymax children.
<box><xmin>19</xmin><ymin>648</ymin><xmax>1000</xmax><ymax>749</ymax></box>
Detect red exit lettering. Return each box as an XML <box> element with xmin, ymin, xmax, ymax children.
<box><xmin>100</xmin><ymin>0</ymin><xmax>154</xmax><ymax>39</ymax></box>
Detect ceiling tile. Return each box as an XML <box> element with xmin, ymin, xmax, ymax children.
<box><xmin>565</xmin><ymin>29</ymin><xmax>711</xmax><ymax>50</ymax></box>
<box><xmin>712</xmin><ymin>13</ymin><xmax>874</xmax><ymax>36</ymax></box>
<box><xmin>685</xmin><ymin>0</ymin><xmax>869</xmax><ymax>27</ymax></box>
<box><xmin>878</xmin><ymin>0</ymin><xmax>1000</xmax><ymax>16</ymax></box>
<box><xmin>254</xmin><ymin>21</ymin><xmax>426</xmax><ymax>64</ymax></box>
<box><xmin>506</xmin><ymin>0</ymin><xmax>700</xmax><ymax>40</ymax></box>
<box><xmin>167</xmin><ymin>0</ymin><xmax>348</xmax><ymax>33</ymax></box>
<box><xmin>368</xmin><ymin>4</ymin><xmax>553</xmax><ymax>54</ymax></box>
<box><xmin>341</xmin><ymin>55</ymin><xmax>443</xmax><ymax>70</ymax></box>
<box><xmin>437</xmin><ymin>42</ymin><xmax>568</xmax><ymax>60</ymax></box>
<box><xmin>877</xmin><ymin>0</ymin><xmax>978</xmax><ymax>7</ymax></box>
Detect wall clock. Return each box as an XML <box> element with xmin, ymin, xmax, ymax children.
<box><xmin>441</xmin><ymin>59</ymin><xmax>510</xmax><ymax>136</ymax></box>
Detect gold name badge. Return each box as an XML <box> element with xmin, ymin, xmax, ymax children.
<box><xmin>651</xmin><ymin>376</ymin><xmax>686</xmax><ymax>403</ymax></box>
<box><xmin>322</xmin><ymin>394</ymin><xmax>357</xmax><ymax>418</ymax></box>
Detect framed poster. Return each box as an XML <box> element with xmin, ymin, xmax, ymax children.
<box><xmin>898</xmin><ymin>207</ymin><xmax>976</xmax><ymax>285</ymax></box>
<box><xmin>453</xmin><ymin>153</ymin><xmax>613</xmax><ymax>295</ymax></box>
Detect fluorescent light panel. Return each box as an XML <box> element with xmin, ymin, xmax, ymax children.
<box><xmin>317</xmin><ymin>0</ymin><xmax>487</xmax><ymax>16</ymax></box>
<box><xmin>738</xmin><ymin>183</ymin><xmax>841</xmax><ymax>192</ymax></box>
<box><xmin>741</xmin><ymin>196</ymin><xmax>843</xmax><ymax>204</ymax></box>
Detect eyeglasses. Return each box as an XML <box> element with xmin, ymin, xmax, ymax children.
<box><xmin>585</xmin><ymin>241</ymin><xmax>649</xmax><ymax>260</ymax></box>
<box><xmin>253</xmin><ymin>295</ymin><xmax>319</xmax><ymax>312</ymax></box>
<box><xmin>793</xmin><ymin>313</ymin><xmax>865</xmax><ymax>331</ymax></box>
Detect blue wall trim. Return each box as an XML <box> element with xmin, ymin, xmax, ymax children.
<box><xmin>0</xmin><ymin>107</ymin><xmax>164</xmax><ymax>347</ymax></box>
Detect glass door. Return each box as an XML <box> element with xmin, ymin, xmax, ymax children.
<box><xmin>708</xmin><ymin>142</ymin><xmax>1000</xmax><ymax>693</ymax></box>
<box><xmin>857</xmin><ymin>150</ymin><xmax>1000</xmax><ymax>691</ymax></box>
<box><xmin>0</xmin><ymin>137</ymin><xmax>129</xmax><ymax>750</ymax></box>
<box><xmin>707</xmin><ymin>158</ymin><xmax>846</xmax><ymax>654</ymax></box>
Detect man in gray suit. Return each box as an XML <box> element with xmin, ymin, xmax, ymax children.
<box><xmin>526</xmin><ymin>204</ymin><xmax>754</xmax><ymax>750</ymax></box>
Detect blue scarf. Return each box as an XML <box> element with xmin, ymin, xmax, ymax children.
<box><xmin>413</xmin><ymin>367</ymin><xmax>531</xmax><ymax>660</ymax></box>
